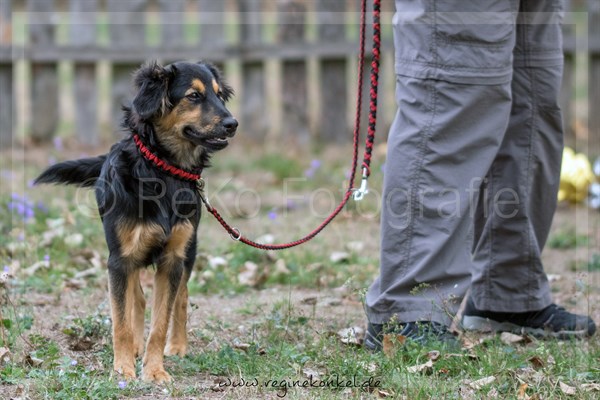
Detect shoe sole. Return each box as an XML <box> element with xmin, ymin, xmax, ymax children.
<box><xmin>462</xmin><ymin>316</ymin><xmax>590</xmax><ymax>339</ymax></box>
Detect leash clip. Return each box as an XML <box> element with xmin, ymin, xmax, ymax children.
<box><xmin>197</xmin><ymin>178</ymin><xmax>213</xmax><ymax>211</ymax></box>
<box><xmin>353</xmin><ymin>167</ymin><xmax>370</xmax><ymax>201</ymax></box>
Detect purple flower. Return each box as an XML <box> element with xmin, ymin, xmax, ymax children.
<box><xmin>304</xmin><ymin>159</ymin><xmax>322</xmax><ymax>178</ymax></box>
<box><xmin>53</xmin><ymin>137</ymin><xmax>63</xmax><ymax>151</ymax></box>
<box><xmin>286</xmin><ymin>200</ymin><xmax>296</xmax><ymax>210</ymax></box>
<box><xmin>3</xmin><ymin>265</ymin><xmax>9</xmax><ymax>273</ymax></box>
<box><xmin>24</xmin><ymin>207</ymin><xmax>35</xmax><ymax>220</ymax></box>
<box><xmin>43</xmin><ymin>254</ymin><xmax>50</xmax><ymax>262</ymax></box>
<box><xmin>70</xmin><ymin>359</ymin><xmax>78</xmax><ymax>366</ymax></box>
<box><xmin>36</xmin><ymin>201</ymin><xmax>48</xmax><ymax>213</ymax></box>
<box><xmin>7</xmin><ymin>194</ymin><xmax>36</xmax><ymax>222</ymax></box>
<box><xmin>17</xmin><ymin>232</ymin><xmax>25</xmax><ymax>241</ymax></box>
<box><xmin>118</xmin><ymin>381</ymin><xmax>127</xmax><ymax>389</ymax></box>
<box><xmin>268</xmin><ymin>211</ymin><xmax>278</xmax><ymax>221</ymax></box>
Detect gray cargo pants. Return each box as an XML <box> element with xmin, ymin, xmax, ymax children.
<box><xmin>366</xmin><ymin>0</ymin><xmax>565</xmax><ymax>326</ymax></box>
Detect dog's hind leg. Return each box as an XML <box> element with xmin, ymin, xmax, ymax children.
<box><xmin>142</xmin><ymin>221</ymin><xmax>193</xmax><ymax>383</ymax></box>
<box><xmin>108</xmin><ymin>255</ymin><xmax>138</xmax><ymax>379</ymax></box>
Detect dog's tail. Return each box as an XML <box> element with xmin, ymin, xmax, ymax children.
<box><xmin>34</xmin><ymin>155</ymin><xmax>107</xmax><ymax>187</ymax></box>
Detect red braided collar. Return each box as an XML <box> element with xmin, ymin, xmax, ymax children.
<box><xmin>132</xmin><ymin>134</ymin><xmax>201</xmax><ymax>182</ymax></box>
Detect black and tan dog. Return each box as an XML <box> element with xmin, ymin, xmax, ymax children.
<box><xmin>35</xmin><ymin>61</ymin><xmax>237</xmax><ymax>383</ymax></box>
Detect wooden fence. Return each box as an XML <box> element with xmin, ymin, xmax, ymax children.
<box><xmin>0</xmin><ymin>0</ymin><xmax>599</xmax><ymax>154</ymax></box>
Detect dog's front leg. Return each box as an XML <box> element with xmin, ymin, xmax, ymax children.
<box><xmin>165</xmin><ymin>268</ymin><xmax>190</xmax><ymax>357</ymax></box>
<box><xmin>108</xmin><ymin>256</ymin><xmax>138</xmax><ymax>379</ymax></box>
<box><xmin>142</xmin><ymin>260</ymin><xmax>182</xmax><ymax>383</ymax></box>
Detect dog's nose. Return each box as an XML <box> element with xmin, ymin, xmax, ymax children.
<box><xmin>222</xmin><ymin>117</ymin><xmax>238</xmax><ymax>135</ymax></box>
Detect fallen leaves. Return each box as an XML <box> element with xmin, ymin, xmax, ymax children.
<box><xmin>382</xmin><ymin>334</ymin><xmax>406</xmax><ymax>357</ymax></box>
<box><xmin>237</xmin><ymin>261</ymin><xmax>268</xmax><ymax>288</ymax></box>
<box><xmin>559</xmin><ymin>381</ymin><xmax>576</xmax><ymax>396</ymax></box>
<box><xmin>500</xmin><ymin>332</ymin><xmax>530</xmax><ymax>345</ymax></box>
<box><xmin>329</xmin><ymin>251</ymin><xmax>350</xmax><ymax>264</ymax></box>
<box><xmin>0</xmin><ymin>347</ymin><xmax>10</xmax><ymax>364</ymax></box>
<box><xmin>406</xmin><ymin>359</ymin><xmax>433</xmax><ymax>374</ymax></box>
<box><xmin>463</xmin><ymin>376</ymin><xmax>496</xmax><ymax>390</ymax></box>
<box><xmin>337</xmin><ymin>326</ymin><xmax>364</xmax><ymax>346</ymax></box>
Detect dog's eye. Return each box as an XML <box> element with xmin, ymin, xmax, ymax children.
<box><xmin>187</xmin><ymin>92</ymin><xmax>202</xmax><ymax>100</ymax></box>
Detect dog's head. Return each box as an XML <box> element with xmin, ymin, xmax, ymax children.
<box><xmin>131</xmin><ymin>61</ymin><xmax>237</xmax><ymax>158</ymax></box>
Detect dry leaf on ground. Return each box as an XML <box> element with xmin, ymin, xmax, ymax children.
<box><xmin>517</xmin><ymin>383</ymin><xmax>529</xmax><ymax>400</ymax></box>
<box><xmin>337</xmin><ymin>326</ymin><xmax>364</xmax><ymax>346</ymax></box>
<box><xmin>0</xmin><ymin>347</ymin><xmax>10</xmax><ymax>364</ymax></box>
<box><xmin>500</xmin><ymin>332</ymin><xmax>525</xmax><ymax>344</ymax></box>
<box><xmin>407</xmin><ymin>359</ymin><xmax>433</xmax><ymax>374</ymax></box>
<box><xmin>302</xmin><ymin>367</ymin><xmax>322</xmax><ymax>380</ymax></box>
<box><xmin>465</xmin><ymin>376</ymin><xmax>496</xmax><ymax>390</ymax></box>
<box><xmin>528</xmin><ymin>355</ymin><xmax>545</xmax><ymax>369</ymax></box>
<box><xmin>382</xmin><ymin>334</ymin><xmax>406</xmax><ymax>357</ymax></box>
<box><xmin>559</xmin><ymin>381</ymin><xmax>576</xmax><ymax>396</ymax></box>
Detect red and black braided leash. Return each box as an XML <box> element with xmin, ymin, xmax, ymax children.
<box><xmin>201</xmin><ymin>0</ymin><xmax>381</xmax><ymax>250</ymax></box>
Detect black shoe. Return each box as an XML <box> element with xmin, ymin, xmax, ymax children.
<box><xmin>364</xmin><ymin>320</ymin><xmax>458</xmax><ymax>351</ymax></box>
<box><xmin>461</xmin><ymin>297</ymin><xmax>597</xmax><ymax>339</ymax></box>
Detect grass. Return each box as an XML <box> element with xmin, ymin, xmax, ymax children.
<box><xmin>548</xmin><ymin>228</ymin><xmax>590</xmax><ymax>249</ymax></box>
<box><xmin>1</xmin><ymin>146</ymin><xmax>599</xmax><ymax>399</ymax></box>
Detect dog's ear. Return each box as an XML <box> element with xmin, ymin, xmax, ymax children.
<box><xmin>132</xmin><ymin>62</ymin><xmax>175</xmax><ymax>120</ymax></box>
<box><xmin>205</xmin><ymin>63</ymin><xmax>234</xmax><ymax>102</ymax></box>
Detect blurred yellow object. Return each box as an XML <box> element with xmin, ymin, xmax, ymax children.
<box><xmin>558</xmin><ymin>147</ymin><xmax>594</xmax><ymax>203</ymax></box>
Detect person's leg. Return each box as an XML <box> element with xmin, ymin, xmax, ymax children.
<box><xmin>470</xmin><ymin>0</ymin><xmax>564</xmax><ymax>313</ymax></box>
<box><xmin>365</xmin><ymin>0</ymin><xmax>520</xmax><ymax>348</ymax></box>
<box><xmin>365</xmin><ymin>77</ymin><xmax>512</xmax><ymax>327</ymax></box>
<box><xmin>465</xmin><ymin>0</ymin><xmax>595</xmax><ymax>337</ymax></box>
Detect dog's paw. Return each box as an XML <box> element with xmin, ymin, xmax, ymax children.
<box><xmin>142</xmin><ymin>365</ymin><xmax>172</xmax><ymax>384</ymax></box>
<box><xmin>114</xmin><ymin>363</ymin><xmax>136</xmax><ymax>380</ymax></box>
<box><xmin>164</xmin><ymin>342</ymin><xmax>187</xmax><ymax>357</ymax></box>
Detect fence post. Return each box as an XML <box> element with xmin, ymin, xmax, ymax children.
<box><xmin>70</xmin><ymin>0</ymin><xmax>98</xmax><ymax>146</ymax></box>
<box><xmin>199</xmin><ymin>0</ymin><xmax>226</xmax><ymax>70</ymax></box>
<box><xmin>589</xmin><ymin>0</ymin><xmax>600</xmax><ymax>157</ymax></box>
<box><xmin>159</xmin><ymin>0</ymin><xmax>185</xmax><ymax>64</ymax></box>
<box><xmin>107</xmin><ymin>0</ymin><xmax>146</xmax><ymax>135</ymax></box>
<box><xmin>277</xmin><ymin>0</ymin><xmax>309</xmax><ymax>147</ymax></box>
<box><xmin>238</xmin><ymin>0</ymin><xmax>267</xmax><ymax>141</ymax></box>
<box><xmin>0</xmin><ymin>0</ymin><xmax>12</xmax><ymax>148</ymax></box>
<box><xmin>28</xmin><ymin>0</ymin><xmax>58</xmax><ymax>142</ymax></box>
<box><xmin>316</xmin><ymin>0</ymin><xmax>348</xmax><ymax>143</ymax></box>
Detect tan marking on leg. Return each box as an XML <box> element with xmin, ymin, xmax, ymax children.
<box><xmin>191</xmin><ymin>79</ymin><xmax>206</xmax><ymax>95</ymax></box>
<box><xmin>212</xmin><ymin>79</ymin><xmax>219</xmax><ymax>94</ymax></box>
<box><xmin>131</xmin><ymin>270</ymin><xmax>145</xmax><ymax>358</ymax></box>
<box><xmin>142</xmin><ymin>265</ymin><xmax>180</xmax><ymax>383</ymax></box>
<box><xmin>110</xmin><ymin>269</ymin><xmax>138</xmax><ymax>379</ymax></box>
<box><xmin>165</xmin><ymin>220</ymin><xmax>194</xmax><ymax>260</ymax></box>
<box><xmin>165</xmin><ymin>271</ymin><xmax>189</xmax><ymax>357</ymax></box>
<box><xmin>117</xmin><ymin>222</ymin><xmax>165</xmax><ymax>261</ymax></box>
<box><xmin>142</xmin><ymin>222</ymin><xmax>193</xmax><ymax>381</ymax></box>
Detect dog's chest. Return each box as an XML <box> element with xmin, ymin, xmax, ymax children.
<box><xmin>137</xmin><ymin>177</ymin><xmax>200</xmax><ymax>222</ymax></box>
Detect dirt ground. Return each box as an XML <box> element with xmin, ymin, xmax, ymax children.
<box><xmin>2</xmin><ymin>143</ymin><xmax>600</xmax><ymax>399</ymax></box>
